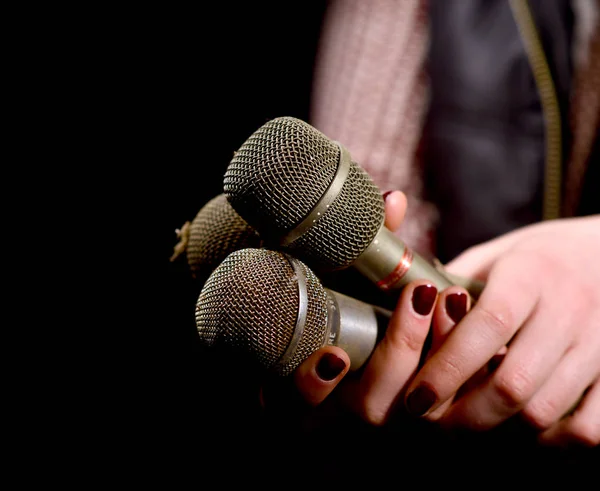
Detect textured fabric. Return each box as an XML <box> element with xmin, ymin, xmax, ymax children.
<box><xmin>424</xmin><ymin>0</ymin><xmax>574</xmax><ymax>261</ymax></box>
<box><xmin>311</xmin><ymin>0</ymin><xmax>598</xmax><ymax>261</ymax></box>
<box><xmin>310</xmin><ymin>0</ymin><xmax>435</xmax><ymax>257</ymax></box>
<box><xmin>564</xmin><ymin>8</ymin><xmax>600</xmax><ymax>216</ymax></box>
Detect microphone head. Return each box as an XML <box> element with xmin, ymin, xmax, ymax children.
<box><xmin>185</xmin><ymin>194</ymin><xmax>263</xmax><ymax>282</ymax></box>
<box><xmin>224</xmin><ymin>116</ymin><xmax>385</xmax><ymax>272</ymax></box>
<box><xmin>195</xmin><ymin>248</ymin><xmax>328</xmax><ymax>376</ymax></box>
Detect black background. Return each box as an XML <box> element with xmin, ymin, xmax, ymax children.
<box><xmin>121</xmin><ymin>2</ymin><xmax>333</xmax><ymax>482</ymax></box>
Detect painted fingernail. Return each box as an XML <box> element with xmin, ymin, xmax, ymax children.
<box><xmin>445</xmin><ymin>292</ymin><xmax>468</xmax><ymax>323</ymax></box>
<box><xmin>412</xmin><ymin>284</ymin><xmax>437</xmax><ymax>315</ymax></box>
<box><xmin>382</xmin><ymin>190</ymin><xmax>393</xmax><ymax>201</ymax></box>
<box><xmin>406</xmin><ymin>383</ymin><xmax>438</xmax><ymax>416</ymax></box>
<box><xmin>316</xmin><ymin>353</ymin><xmax>346</xmax><ymax>381</ymax></box>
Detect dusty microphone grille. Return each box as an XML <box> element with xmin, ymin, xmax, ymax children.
<box><xmin>224</xmin><ymin>116</ymin><xmax>384</xmax><ymax>270</ymax></box>
<box><xmin>287</xmin><ymin>163</ymin><xmax>384</xmax><ymax>271</ymax></box>
<box><xmin>224</xmin><ymin>117</ymin><xmax>340</xmax><ymax>236</ymax></box>
<box><xmin>195</xmin><ymin>248</ymin><xmax>329</xmax><ymax>375</ymax></box>
<box><xmin>186</xmin><ymin>194</ymin><xmax>262</xmax><ymax>281</ymax></box>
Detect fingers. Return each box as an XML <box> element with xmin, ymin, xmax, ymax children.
<box><xmin>429</xmin><ymin>287</ymin><xmax>470</xmax><ymax>354</ymax></box>
<box><xmin>520</xmin><ymin>337</ymin><xmax>600</xmax><ymax>433</ymax></box>
<box><xmin>261</xmin><ymin>276</ymin><xmax>437</xmax><ymax>426</ymax></box>
<box><xmin>383</xmin><ymin>190</ymin><xmax>407</xmax><ymax>232</ymax></box>
<box><xmin>404</xmin><ymin>251</ymin><xmax>541</xmax><ymax>418</ymax></box>
<box><xmin>443</xmin><ymin>220</ymin><xmax>550</xmax><ymax>279</ymax></box>
<box><xmin>444</xmin><ymin>217</ymin><xmax>597</xmax><ymax>280</ymax></box>
<box><xmin>346</xmin><ymin>280</ymin><xmax>437</xmax><ymax>425</ymax></box>
<box><xmin>537</xmin><ymin>379</ymin><xmax>600</xmax><ymax>447</ymax></box>
<box><xmin>293</xmin><ymin>346</ymin><xmax>350</xmax><ymax>406</ymax></box>
<box><xmin>260</xmin><ymin>346</ymin><xmax>350</xmax><ymax>411</ymax></box>
<box><xmin>424</xmin><ymin>287</ymin><xmax>470</xmax><ymax>420</ymax></box>
<box><xmin>439</xmin><ymin>291</ymin><xmax>571</xmax><ymax>430</ymax></box>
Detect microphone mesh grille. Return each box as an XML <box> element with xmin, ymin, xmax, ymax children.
<box><xmin>224</xmin><ymin>117</ymin><xmax>340</xmax><ymax>236</ymax></box>
<box><xmin>186</xmin><ymin>194</ymin><xmax>262</xmax><ymax>281</ymax></box>
<box><xmin>195</xmin><ymin>248</ymin><xmax>329</xmax><ymax>375</ymax></box>
<box><xmin>287</xmin><ymin>163</ymin><xmax>384</xmax><ymax>271</ymax></box>
<box><xmin>223</xmin><ymin>117</ymin><xmax>384</xmax><ymax>271</ymax></box>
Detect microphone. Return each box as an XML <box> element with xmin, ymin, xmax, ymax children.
<box><xmin>170</xmin><ymin>193</ymin><xmax>263</xmax><ymax>283</ymax></box>
<box><xmin>223</xmin><ymin>116</ymin><xmax>458</xmax><ymax>296</ymax></box>
<box><xmin>195</xmin><ymin>248</ymin><xmax>392</xmax><ymax>376</ymax></box>
<box><xmin>170</xmin><ymin>193</ymin><xmax>395</xmax><ymax>308</ymax></box>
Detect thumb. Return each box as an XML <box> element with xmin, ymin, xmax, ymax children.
<box><xmin>260</xmin><ymin>346</ymin><xmax>350</xmax><ymax>411</ymax></box>
<box><xmin>444</xmin><ymin>242</ymin><xmax>501</xmax><ymax>280</ymax></box>
<box><xmin>444</xmin><ymin>230</ymin><xmax>528</xmax><ymax>279</ymax></box>
<box><xmin>444</xmin><ymin>221</ymin><xmax>554</xmax><ymax>278</ymax></box>
<box><xmin>383</xmin><ymin>190</ymin><xmax>408</xmax><ymax>232</ymax></box>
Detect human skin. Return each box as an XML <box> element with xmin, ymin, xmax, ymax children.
<box><xmin>261</xmin><ymin>191</ymin><xmax>600</xmax><ymax>447</ymax></box>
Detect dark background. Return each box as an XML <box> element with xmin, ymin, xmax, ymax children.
<box><xmin>112</xmin><ymin>2</ymin><xmax>595</xmax><ymax>483</ymax></box>
<box><xmin>123</xmin><ymin>2</ymin><xmax>332</xmax><ymax>481</ymax></box>
<box><xmin>154</xmin><ymin>2</ymin><xmax>326</xmax><ymax>370</ymax></box>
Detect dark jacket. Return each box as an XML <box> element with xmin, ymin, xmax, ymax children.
<box><xmin>426</xmin><ymin>0</ymin><xmax>599</xmax><ymax>261</ymax></box>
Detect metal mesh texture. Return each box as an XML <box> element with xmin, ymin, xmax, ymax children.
<box><xmin>223</xmin><ymin>116</ymin><xmax>384</xmax><ymax>271</ymax></box>
<box><xmin>195</xmin><ymin>248</ymin><xmax>329</xmax><ymax>376</ymax></box>
<box><xmin>186</xmin><ymin>194</ymin><xmax>262</xmax><ymax>282</ymax></box>
<box><xmin>224</xmin><ymin>116</ymin><xmax>340</xmax><ymax>237</ymax></box>
<box><xmin>286</xmin><ymin>162</ymin><xmax>384</xmax><ymax>271</ymax></box>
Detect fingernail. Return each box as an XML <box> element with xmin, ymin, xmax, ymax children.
<box><xmin>316</xmin><ymin>353</ymin><xmax>346</xmax><ymax>381</ymax></box>
<box><xmin>406</xmin><ymin>383</ymin><xmax>438</xmax><ymax>416</ymax></box>
<box><xmin>412</xmin><ymin>284</ymin><xmax>437</xmax><ymax>315</ymax></box>
<box><xmin>382</xmin><ymin>190</ymin><xmax>393</xmax><ymax>201</ymax></box>
<box><xmin>445</xmin><ymin>292</ymin><xmax>468</xmax><ymax>323</ymax></box>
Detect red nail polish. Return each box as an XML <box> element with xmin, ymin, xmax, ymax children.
<box><xmin>382</xmin><ymin>191</ymin><xmax>393</xmax><ymax>201</ymax></box>
<box><xmin>412</xmin><ymin>284</ymin><xmax>437</xmax><ymax>315</ymax></box>
<box><xmin>316</xmin><ymin>353</ymin><xmax>346</xmax><ymax>381</ymax></box>
<box><xmin>445</xmin><ymin>292</ymin><xmax>468</xmax><ymax>323</ymax></box>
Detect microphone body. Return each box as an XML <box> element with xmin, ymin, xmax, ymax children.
<box><xmin>195</xmin><ymin>248</ymin><xmax>391</xmax><ymax>375</ymax></box>
<box><xmin>223</xmin><ymin>116</ymin><xmax>457</xmax><ymax>295</ymax></box>
<box><xmin>326</xmin><ymin>289</ymin><xmax>391</xmax><ymax>371</ymax></box>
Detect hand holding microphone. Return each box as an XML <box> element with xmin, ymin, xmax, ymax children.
<box><xmin>191</xmin><ymin>118</ymin><xmax>598</xmax><ymax>443</ymax></box>
<box><xmin>185</xmin><ymin>190</ymin><xmax>441</xmax><ymax>376</ymax></box>
<box><xmin>189</xmin><ymin>117</ymin><xmax>481</xmax><ymax>425</ymax></box>
<box><xmin>169</xmin><ymin>192</ymin><xmax>391</xmax><ymax>308</ymax></box>
<box><xmin>195</xmin><ymin>247</ymin><xmax>392</xmax><ymax>376</ymax></box>
<box><xmin>195</xmin><ymin>247</ymin><xmax>470</xmax><ymax>424</ymax></box>
<box><xmin>223</xmin><ymin>116</ymin><xmax>477</xmax><ymax>299</ymax></box>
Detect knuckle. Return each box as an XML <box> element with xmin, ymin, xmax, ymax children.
<box><xmin>522</xmin><ymin>399</ymin><xmax>559</xmax><ymax>431</ymax></box>
<box><xmin>567</xmin><ymin>417</ymin><xmax>600</xmax><ymax>447</ymax></box>
<box><xmin>476</xmin><ymin>303</ymin><xmax>514</xmax><ymax>339</ymax></box>
<box><xmin>387</xmin><ymin>324</ymin><xmax>427</xmax><ymax>354</ymax></box>
<box><xmin>427</xmin><ymin>353</ymin><xmax>466</xmax><ymax>392</ymax></box>
<box><xmin>492</xmin><ymin>368</ymin><xmax>535</xmax><ymax>409</ymax></box>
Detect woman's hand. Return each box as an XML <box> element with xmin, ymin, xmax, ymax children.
<box><xmin>260</xmin><ymin>191</ymin><xmax>468</xmax><ymax>426</ymax></box>
<box><xmin>261</xmin><ymin>191</ymin><xmax>599</xmax><ymax>448</ymax></box>
<box><xmin>405</xmin><ymin>215</ymin><xmax>600</xmax><ymax>447</ymax></box>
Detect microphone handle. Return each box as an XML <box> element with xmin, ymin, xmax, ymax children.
<box><xmin>325</xmin><ymin>289</ymin><xmax>392</xmax><ymax>371</ymax></box>
<box><xmin>354</xmin><ymin>226</ymin><xmax>463</xmax><ymax>294</ymax></box>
